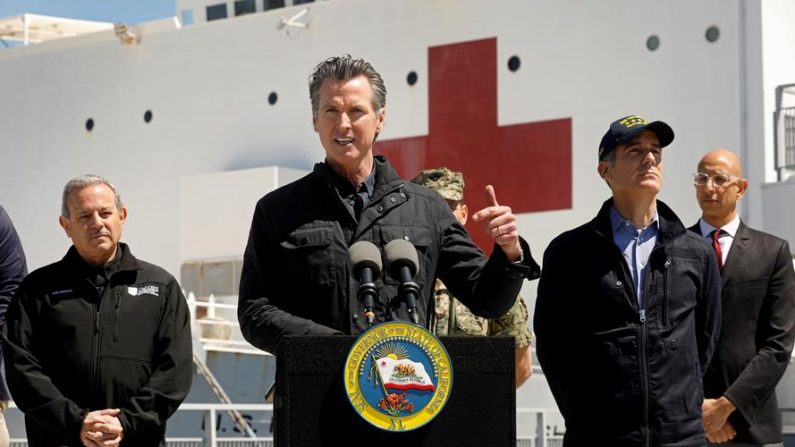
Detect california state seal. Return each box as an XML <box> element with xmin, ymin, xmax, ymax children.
<box><xmin>344</xmin><ymin>321</ymin><xmax>453</xmax><ymax>431</ymax></box>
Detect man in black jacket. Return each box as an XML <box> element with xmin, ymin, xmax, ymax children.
<box><xmin>0</xmin><ymin>205</ymin><xmax>27</xmax><ymax>447</ymax></box>
<box><xmin>692</xmin><ymin>149</ymin><xmax>795</xmax><ymax>446</ymax></box>
<box><xmin>2</xmin><ymin>175</ymin><xmax>193</xmax><ymax>447</ymax></box>
<box><xmin>238</xmin><ymin>55</ymin><xmax>540</xmax><ymax>355</ymax></box>
<box><xmin>534</xmin><ymin>115</ymin><xmax>722</xmax><ymax>446</ymax></box>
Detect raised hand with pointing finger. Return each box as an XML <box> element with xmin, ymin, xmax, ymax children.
<box><xmin>471</xmin><ymin>185</ymin><xmax>522</xmax><ymax>262</ymax></box>
<box><xmin>239</xmin><ymin>54</ymin><xmax>543</xmax><ymax>356</ymax></box>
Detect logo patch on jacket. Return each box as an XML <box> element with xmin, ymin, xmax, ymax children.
<box><xmin>50</xmin><ymin>288</ymin><xmax>73</xmax><ymax>297</ymax></box>
<box><xmin>128</xmin><ymin>285</ymin><xmax>160</xmax><ymax>297</ymax></box>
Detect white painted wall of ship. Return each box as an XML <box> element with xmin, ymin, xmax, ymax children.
<box><xmin>2</xmin><ymin>0</ymin><xmax>795</xmax><ymax>442</ymax></box>
<box><xmin>2</xmin><ymin>0</ymin><xmax>793</xmax><ymax>278</ymax></box>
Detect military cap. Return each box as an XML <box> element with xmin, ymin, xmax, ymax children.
<box><xmin>411</xmin><ymin>167</ymin><xmax>465</xmax><ymax>201</ymax></box>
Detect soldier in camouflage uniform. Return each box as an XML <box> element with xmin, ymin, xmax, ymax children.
<box><xmin>411</xmin><ymin>168</ymin><xmax>533</xmax><ymax>387</ymax></box>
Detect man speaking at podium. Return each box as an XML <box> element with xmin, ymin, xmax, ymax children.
<box><xmin>238</xmin><ymin>55</ymin><xmax>540</xmax><ymax>355</ymax></box>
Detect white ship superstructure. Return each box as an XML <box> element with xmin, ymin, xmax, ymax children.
<box><xmin>1</xmin><ymin>0</ymin><xmax>795</xmax><ymax>444</ymax></box>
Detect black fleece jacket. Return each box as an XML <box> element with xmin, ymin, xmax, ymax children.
<box><xmin>3</xmin><ymin>243</ymin><xmax>192</xmax><ymax>446</ymax></box>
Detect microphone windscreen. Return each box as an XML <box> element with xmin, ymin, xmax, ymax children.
<box><xmin>384</xmin><ymin>239</ymin><xmax>419</xmax><ymax>277</ymax></box>
<box><xmin>348</xmin><ymin>241</ymin><xmax>382</xmax><ymax>278</ymax></box>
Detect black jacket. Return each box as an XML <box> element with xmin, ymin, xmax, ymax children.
<box><xmin>238</xmin><ymin>156</ymin><xmax>540</xmax><ymax>354</ymax></box>
<box><xmin>534</xmin><ymin>199</ymin><xmax>721</xmax><ymax>447</ymax></box>
<box><xmin>2</xmin><ymin>244</ymin><xmax>193</xmax><ymax>446</ymax></box>
<box><xmin>692</xmin><ymin>220</ymin><xmax>795</xmax><ymax>443</ymax></box>
<box><xmin>0</xmin><ymin>205</ymin><xmax>27</xmax><ymax>402</ymax></box>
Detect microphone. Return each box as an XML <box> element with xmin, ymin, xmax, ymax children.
<box><xmin>348</xmin><ymin>241</ymin><xmax>382</xmax><ymax>327</ymax></box>
<box><xmin>384</xmin><ymin>239</ymin><xmax>421</xmax><ymax>325</ymax></box>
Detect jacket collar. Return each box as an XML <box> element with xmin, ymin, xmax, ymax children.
<box><xmin>314</xmin><ymin>155</ymin><xmax>401</xmax><ymax>188</ymax></box>
<box><xmin>719</xmin><ymin>220</ymin><xmax>749</xmax><ymax>281</ymax></box>
<box><xmin>371</xmin><ymin>155</ymin><xmax>403</xmax><ymax>192</ymax></box>
<box><xmin>689</xmin><ymin>219</ymin><xmax>749</xmax><ymax>283</ymax></box>
<box><xmin>313</xmin><ymin>156</ymin><xmax>407</xmax><ymax>239</ymax></box>
<box><xmin>591</xmin><ymin>197</ymin><xmax>686</xmax><ymax>245</ymax></box>
<box><xmin>64</xmin><ymin>242</ymin><xmax>140</xmax><ymax>278</ymax></box>
<box><xmin>314</xmin><ymin>156</ymin><xmax>405</xmax><ymax>205</ymax></box>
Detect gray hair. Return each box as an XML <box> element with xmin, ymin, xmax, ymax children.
<box><xmin>308</xmin><ymin>55</ymin><xmax>387</xmax><ymax>113</ymax></box>
<box><xmin>61</xmin><ymin>175</ymin><xmax>123</xmax><ymax>218</ymax></box>
<box><xmin>602</xmin><ymin>150</ymin><xmax>616</xmax><ymax>166</ymax></box>
<box><xmin>599</xmin><ymin>151</ymin><xmax>616</xmax><ymax>188</ymax></box>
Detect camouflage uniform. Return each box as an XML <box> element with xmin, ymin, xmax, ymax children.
<box><xmin>412</xmin><ymin>168</ymin><xmax>532</xmax><ymax>349</ymax></box>
<box><xmin>431</xmin><ymin>279</ymin><xmax>532</xmax><ymax>348</ymax></box>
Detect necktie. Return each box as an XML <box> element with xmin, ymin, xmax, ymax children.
<box><xmin>711</xmin><ymin>229</ymin><xmax>724</xmax><ymax>271</ymax></box>
<box><xmin>354</xmin><ymin>193</ymin><xmax>364</xmax><ymax>220</ymax></box>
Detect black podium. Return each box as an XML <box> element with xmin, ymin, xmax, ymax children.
<box><xmin>275</xmin><ymin>335</ymin><xmax>516</xmax><ymax>447</ymax></box>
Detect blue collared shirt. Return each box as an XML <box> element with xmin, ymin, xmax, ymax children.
<box><xmin>609</xmin><ymin>206</ymin><xmax>659</xmax><ymax>309</ymax></box>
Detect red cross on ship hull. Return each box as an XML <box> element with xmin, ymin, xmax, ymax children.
<box><xmin>375</xmin><ymin>37</ymin><xmax>572</xmax><ymax>251</ymax></box>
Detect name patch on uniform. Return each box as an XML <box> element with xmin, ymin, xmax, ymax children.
<box><xmin>344</xmin><ymin>321</ymin><xmax>453</xmax><ymax>431</ymax></box>
<box><xmin>50</xmin><ymin>289</ymin><xmax>73</xmax><ymax>296</ymax></box>
<box><xmin>128</xmin><ymin>285</ymin><xmax>160</xmax><ymax>297</ymax></box>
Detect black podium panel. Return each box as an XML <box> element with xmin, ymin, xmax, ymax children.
<box><xmin>275</xmin><ymin>335</ymin><xmax>515</xmax><ymax>447</ymax></box>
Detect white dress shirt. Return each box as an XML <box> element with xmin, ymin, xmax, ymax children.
<box><xmin>698</xmin><ymin>214</ymin><xmax>741</xmax><ymax>267</ymax></box>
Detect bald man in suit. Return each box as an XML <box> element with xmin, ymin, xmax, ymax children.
<box><xmin>691</xmin><ymin>148</ymin><xmax>795</xmax><ymax>446</ymax></box>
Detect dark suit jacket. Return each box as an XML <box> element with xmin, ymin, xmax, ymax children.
<box><xmin>691</xmin><ymin>220</ymin><xmax>795</xmax><ymax>443</ymax></box>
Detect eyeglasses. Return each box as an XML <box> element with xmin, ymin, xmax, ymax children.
<box><xmin>693</xmin><ymin>172</ymin><xmax>737</xmax><ymax>187</ymax></box>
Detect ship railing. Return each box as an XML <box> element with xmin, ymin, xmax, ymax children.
<box><xmin>774</xmin><ymin>84</ymin><xmax>795</xmax><ymax>181</ymax></box>
<box><xmin>4</xmin><ymin>391</ymin><xmax>562</xmax><ymax>445</ymax></box>
<box><xmin>4</xmin><ymin>405</ymin><xmax>562</xmax><ymax>446</ymax></box>
<box><xmin>167</xmin><ymin>403</ymin><xmax>274</xmax><ymax>446</ymax></box>
<box><xmin>4</xmin><ymin>403</ymin><xmax>275</xmax><ymax>447</ymax></box>
<box><xmin>780</xmin><ymin>107</ymin><xmax>795</xmax><ymax>171</ymax></box>
<box><xmin>516</xmin><ymin>407</ymin><xmax>564</xmax><ymax>447</ymax></box>
<box><xmin>186</xmin><ymin>292</ymin><xmax>269</xmax><ymax>356</ymax></box>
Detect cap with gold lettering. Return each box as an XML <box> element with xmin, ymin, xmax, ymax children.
<box><xmin>598</xmin><ymin>115</ymin><xmax>674</xmax><ymax>161</ymax></box>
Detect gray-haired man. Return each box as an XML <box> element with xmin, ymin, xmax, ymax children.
<box><xmin>3</xmin><ymin>175</ymin><xmax>192</xmax><ymax>447</ymax></box>
<box><xmin>238</xmin><ymin>55</ymin><xmax>540</xmax><ymax>355</ymax></box>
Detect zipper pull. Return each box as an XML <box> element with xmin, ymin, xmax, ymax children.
<box><xmin>664</xmin><ymin>258</ymin><xmax>671</xmax><ymax>269</ymax></box>
<box><xmin>95</xmin><ymin>312</ymin><xmax>101</xmax><ymax>333</ymax></box>
<box><xmin>639</xmin><ymin>309</ymin><xmax>646</xmax><ymax>323</ymax></box>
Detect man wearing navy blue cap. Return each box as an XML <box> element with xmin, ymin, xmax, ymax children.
<box><xmin>535</xmin><ymin>115</ymin><xmax>722</xmax><ymax>446</ymax></box>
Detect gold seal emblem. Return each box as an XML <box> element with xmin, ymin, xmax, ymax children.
<box><xmin>344</xmin><ymin>321</ymin><xmax>453</xmax><ymax>431</ymax></box>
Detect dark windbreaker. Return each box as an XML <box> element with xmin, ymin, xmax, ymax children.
<box><xmin>535</xmin><ymin>199</ymin><xmax>721</xmax><ymax>447</ymax></box>
<box><xmin>238</xmin><ymin>156</ymin><xmax>540</xmax><ymax>354</ymax></box>
<box><xmin>3</xmin><ymin>243</ymin><xmax>192</xmax><ymax>446</ymax></box>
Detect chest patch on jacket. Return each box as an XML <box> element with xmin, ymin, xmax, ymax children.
<box><xmin>49</xmin><ymin>288</ymin><xmax>73</xmax><ymax>297</ymax></box>
<box><xmin>128</xmin><ymin>285</ymin><xmax>160</xmax><ymax>297</ymax></box>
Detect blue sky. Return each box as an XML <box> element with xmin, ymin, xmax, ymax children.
<box><xmin>0</xmin><ymin>0</ymin><xmax>174</xmax><ymax>24</ymax></box>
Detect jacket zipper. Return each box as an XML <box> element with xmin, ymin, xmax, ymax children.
<box><xmin>662</xmin><ymin>258</ymin><xmax>671</xmax><ymax>326</ymax></box>
<box><xmin>89</xmin><ymin>290</ymin><xmax>103</xmax><ymax>399</ymax></box>
<box><xmin>596</xmin><ymin>227</ymin><xmax>651</xmax><ymax>444</ymax></box>
<box><xmin>640</xmin><ymin>312</ymin><xmax>649</xmax><ymax>447</ymax></box>
<box><xmin>114</xmin><ymin>291</ymin><xmax>121</xmax><ymax>342</ymax></box>
<box><xmin>639</xmin><ymin>252</ymin><xmax>671</xmax><ymax>447</ymax></box>
<box><xmin>639</xmin><ymin>251</ymin><xmax>665</xmax><ymax>447</ymax></box>
<box><xmin>597</xmin><ymin>217</ymin><xmax>679</xmax><ymax>446</ymax></box>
